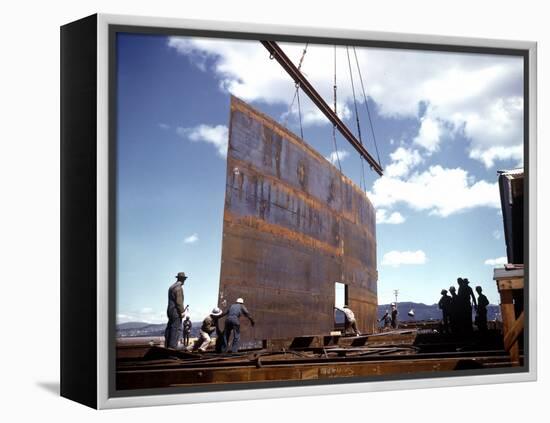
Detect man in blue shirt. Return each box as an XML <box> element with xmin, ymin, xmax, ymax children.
<box><xmin>222</xmin><ymin>298</ymin><xmax>255</xmax><ymax>353</ymax></box>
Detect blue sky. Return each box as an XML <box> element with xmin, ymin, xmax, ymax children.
<box><xmin>116</xmin><ymin>33</ymin><xmax>523</xmax><ymax>323</ymax></box>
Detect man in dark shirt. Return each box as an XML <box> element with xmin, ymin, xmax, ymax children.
<box><xmin>448</xmin><ymin>285</ymin><xmax>459</xmax><ymax>334</ymax></box>
<box><xmin>438</xmin><ymin>289</ymin><xmax>452</xmax><ymax>334</ymax></box>
<box><xmin>182</xmin><ymin>315</ymin><xmax>192</xmax><ymax>347</ymax></box>
<box><xmin>458</xmin><ymin>278</ymin><xmax>477</xmax><ymax>333</ymax></box>
<box><xmin>222</xmin><ymin>298</ymin><xmax>255</xmax><ymax>353</ymax></box>
<box><xmin>164</xmin><ymin>272</ymin><xmax>187</xmax><ymax>349</ymax></box>
<box><xmin>475</xmin><ymin>286</ymin><xmax>490</xmax><ymax>333</ymax></box>
<box><xmin>390</xmin><ymin>303</ymin><xmax>398</xmax><ymax>329</ymax></box>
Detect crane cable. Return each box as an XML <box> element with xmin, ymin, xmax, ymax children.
<box><xmin>283</xmin><ymin>43</ymin><xmax>308</xmax><ymax>139</ymax></box>
<box><xmin>353</xmin><ymin>46</ymin><xmax>382</xmax><ymax>168</ymax></box>
<box><xmin>331</xmin><ymin>45</ymin><xmax>343</xmax><ymax>173</ymax></box>
<box><xmin>346</xmin><ymin>46</ymin><xmax>367</xmax><ymax>191</ymax></box>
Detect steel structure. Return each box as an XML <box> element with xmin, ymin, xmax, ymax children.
<box><xmin>217</xmin><ymin>97</ymin><xmax>378</xmax><ymax>344</ymax></box>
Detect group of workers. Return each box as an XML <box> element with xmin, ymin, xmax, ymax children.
<box><xmin>164</xmin><ymin>272</ymin><xmax>255</xmax><ymax>353</ymax></box>
<box><xmin>438</xmin><ymin>277</ymin><xmax>490</xmax><ymax>334</ymax></box>
<box><xmin>379</xmin><ymin>302</ymin><xmax>399</xmax><ymax>330</ymax></box>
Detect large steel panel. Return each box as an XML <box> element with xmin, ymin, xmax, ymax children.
<box><xmin>218</xmin><ymin>96</ymin><xmax>378</xmax><ymax>342</ymax></box>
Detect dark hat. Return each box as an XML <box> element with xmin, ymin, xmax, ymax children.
<box><xmin>449</xmin><ymin>286</ymin><xmax>456</xmax><ymax>292</ymax></box>
<box><xmin>463</xmin><ymin>278</ymin><xmax>470</xmax><ymax>284</ymax></box>
<box><xmin>176</xmin><ymin>272</ymin><xmax>188</xmax><ymax>279</ymax></box>
<box><xmin>441</xmin><ymin>289</ymin><xmax>448</xmax><ymax>295</ymax></box>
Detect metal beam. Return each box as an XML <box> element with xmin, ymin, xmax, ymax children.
<box><xmin>261</xmin><ymin>40</ymin><xmax>383</xmax><ymax>176</ymax></box>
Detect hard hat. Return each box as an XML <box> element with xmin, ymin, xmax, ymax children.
<box><xmin>211</xmin><ymin>307</ymin><xmax>223</xmax><ymax>316</ymax></box>
<box><xmin>236</xmin><ymin>298</ymin><xmax>244</xmax><ymax>304</ymax></box>
<box><xmin>441</xmin><ymin>289</ymin><xmax>448</xmax><ymax>295</ymax></box>
<box><xmin>176</xmin><ymin>272</ymin><xmax>188</xmax><ymax>279</ymax></box>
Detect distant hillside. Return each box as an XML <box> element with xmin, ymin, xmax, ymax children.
<box><xmin>117</xmin><ymin>322</ymin><xmax>201</xmax><ymax>338</ymax></box>
<box><xmin>377</xmin><ymin>301</ymin><xmax>500</xmax><ymax>322</ymax></box>
<box><xmin>117</xmin><ymin>302</ymin><xmax>501</xmax><ymax>337</ymax></box>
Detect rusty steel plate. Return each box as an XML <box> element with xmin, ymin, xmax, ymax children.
<box><xmin>218</xmin><ymin>97</ymin><xmax>378</xmax><ymax>343</ymax></box>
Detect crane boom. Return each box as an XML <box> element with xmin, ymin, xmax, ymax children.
<box><xmin>261</xmin><ymin>40</ymin><xmax>383</xmax><ymax>176</ymax></box>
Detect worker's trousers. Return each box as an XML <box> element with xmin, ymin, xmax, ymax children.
<box><xmin>223</xmin><ymin>318</ymin><xmax>241</xmax><ymax>353</ymax></box>
<box><xmin>197</xmin><ymin>330</ymin><xmax>211</xmax><ymax>352</ymax></box>
<box><xmin>164</xmin><ymin>309</ymin><xmax>182</xmax><ymax>349</ymax></box>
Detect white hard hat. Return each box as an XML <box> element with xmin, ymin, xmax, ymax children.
<box><xmin>236</xmin><ymin>298</ymin><xmax>244</xmax><ymax>304</ymax></box>
<box><xmin>211</xmin><ymin>307</ymin><xmax>223</xmax><ymax>316</ymax></box>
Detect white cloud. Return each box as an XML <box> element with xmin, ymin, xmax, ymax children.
<box><xmin>184</xmin><ymin>233</ymin><xmax>199</xmax><ymax>244</ymax></box>
<box><xmin>325</xmin><ymin>150</ymin><xmax>350</xmax><ymax>165</ymax></box>
<box><xmin>492</xmin><ymin>230</ymin><xmax>502</xmax><ymax>240</ymax></box>
<box><xmin>385</xmin><ymin>147</ymin><xmax>423</xmax><ymax>178</ymax></box>
<box><xmin>484</xmin><ymin>256</ymin><xmax>508</xmax><ymax>266</ymax></box>
<box><xmin>413</xmin><ymin>112</ymin><xmax>444</xmax><ymax>153</ymax></box>
<box><xmin>369</xmin><ymin>164</ymin><xmax>500</xmax><ymax>217</ymax></box>
<box><xmin>158</xmin><ymin>123</ymin><xmax>170</xmax><ymax>130</ymax></box>
<box><xmin>168</xmin><ymin>37</ymin><xmax>523</xmax><ymax>167</ymax></box>
<box><xmin>382</xmin><ymin>250</ymin><xmax>427</xmax><ymax>267</ymax></box>
<box><xmin>376</xmin><ymin>209</ymin><xmax>405</xmax><ymax>224</ymax></box>
<box><xmin>177</xmin><ymin>124</ymin><xmax>228</xmax><ymax>158</ymax></box>
<box><xmin>469</xmin><ymin>144</ymin><xmax>523</xmax><ymax>169</ymax></box>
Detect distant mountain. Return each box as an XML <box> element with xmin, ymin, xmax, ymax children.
<box><xmin>377</xmin><ymin>301</ymin><xmax>501</xmax><ymax>322</ymax></box>
<box><xmin>117</xmin><ymin>322</ymin><xmax>154</xmax><ymax>330</ymax></box>
<box><xmin>117</xmin><ymin>302</ymin><xmax>502</xmax><ymax>338</ymax></box>
<box><xmin>116</xmin><ymin>321</ymin><xmax>201</xmax><ymax>338</ymax></box>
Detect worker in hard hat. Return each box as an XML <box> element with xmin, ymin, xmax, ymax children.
<box><xmin>222</xmin><ymin>298</ymin><xmax>255</xmax><ymax>353</ymax></box>
<box><xmin>194</xmin><ymin>307</ymin><xmax>224</xmax><ymax>352</ymax></box>
<box><xmin>334</xmin><ymin>305</ymin><xmax>360</xmax><ymax>336</ymax></box>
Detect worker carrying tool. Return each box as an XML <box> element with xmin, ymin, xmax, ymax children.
<box><xmin>222</xmin><ymin>298</ymin><xmax>255</xmax><ymax>353</ymax></box>
<box><xmin>334</xmin><ymin>305</ymin><xmax>360</xmax><ymax>336</ymax></box>
<box><xmin>193</xmin><ymin>307</ymin><xmax>224</xmax><ymax>352</ymax></box>
<box><xmin>164</xmin><ymin>272</ymin><xmax>188</xmax><ymax>349</ymax></box>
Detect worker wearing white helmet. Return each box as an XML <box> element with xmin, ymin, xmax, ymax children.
<box><xmin>222</xmin><ymin>298</ymin><xmax>255</xmax><ymax>353</ymax></box>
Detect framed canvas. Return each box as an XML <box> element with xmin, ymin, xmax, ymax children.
<box><xmin>60</xmin><ymin>13</ymin><xmax>537</xmax><ymax>409</ymax></box>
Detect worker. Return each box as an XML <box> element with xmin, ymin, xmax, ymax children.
<box><xmin>458</xmin><ymin>278</ymin><xmax>477</xmax><ymax>333</ymax></box>
<box><xmin>222</xmin><ymin>298</ymin><xmax>255</xmax><ymax>353</ymax></box>
<box><xmin>448</xmin><ymin>285</ymin><xmax>460</xmax><ymax>334</ymax></box>
<box><xmin>164</xmin><ymin>272</ymin><xmax>188</xmax><ymax>349</ymax></box>
<box><xmin>195</xmin><ymin>307</ymin><xmax>224</xmax><ymax>352</ymax></box>
<box><xmin>379</xmin><ymin>310</ymin><xmax>391</xmax><ymax>331</ymax></box>
<box><xmin>335</xmin><ymin>305</ymin><xmax>360</xmax><ymax>336</ymax></box>
<box><xmin>475</xmin><ymin>286</ymin><xmax>489</xmax><ymax>333</ymax></box>
<box><xmin>182</xmin><ymin>315</ymin><xmax>192</xmax><ymax>347</ymax></box>
<box><xmin>438</xmin><ymin>289</ymin><xmax>452</xmax><ymax>334</ymax></box>
<box><xmin>390</xmin><ymin>302</ymin><xmax>398</xmax><ymax>329</ymax></box>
